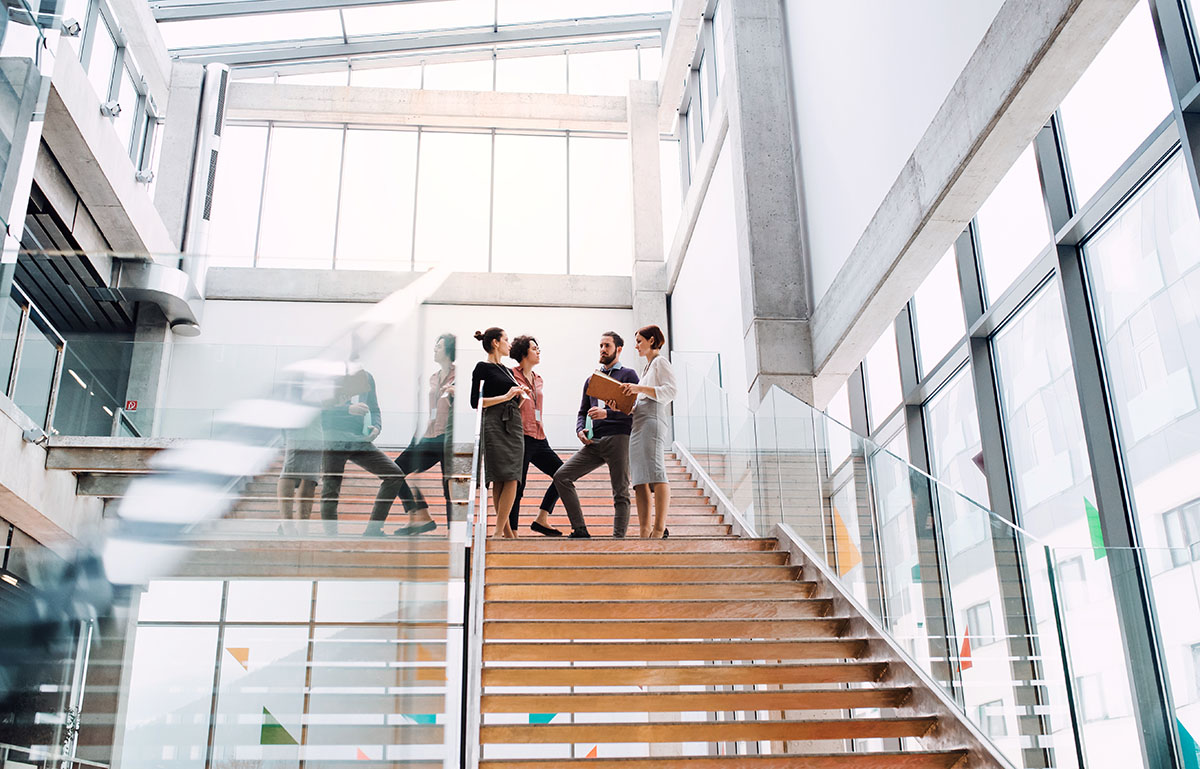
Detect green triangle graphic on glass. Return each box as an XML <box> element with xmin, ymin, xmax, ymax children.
<box><xmin>1180</xmin><ymin>718</ymin><xmax>1200</xmax><ymax>769</ymax></box>
<box><xmin>1085</xmin><ymin>498</ymin><xmax>1106</xmax><ymax>560</ymax></box>
<box><xmin>529</xmin><ymin>713</ymin><xmax>557</xmax><ymax>724</ymax></box>
<box><xmin>407</xmin><ymin>714</ymin><xmax>438</xmax><ymax>725</ymax></box>
<box><xmin>261</xmin><ymin>706</ymin><xmax>298</xmax><ymax>745</ymax></box>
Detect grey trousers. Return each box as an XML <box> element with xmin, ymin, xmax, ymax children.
<box><xmin>553</xmin><ymin>434</ymin><xmax>631</xmax><ymax>536</ymax></box>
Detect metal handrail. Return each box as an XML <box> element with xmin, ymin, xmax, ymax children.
<box><xmin>462</xmin><ymin>381</ymin><xmax>488</xmax><ymax>768</ymax></box>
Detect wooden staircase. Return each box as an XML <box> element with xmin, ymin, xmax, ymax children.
<box><xmin>474</xmin><ymin>454</ymin><xmax>1003</xmax><ymax>768</ymax></box>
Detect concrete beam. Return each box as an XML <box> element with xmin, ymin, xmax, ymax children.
<box><xmin>153</xmin><ymin>0</ymin><xmax>435</xmax><ymax>21</ymax></box>
<box><xmin>44</xmin><ymin>39</ymin><xmax>178</xmax><ymax>258</ymax></box>
<box><xmin>45</xmin><ymin>436</ymin><xmax>182</xmax><ymax>472</ymax></box>
<box><xmin>665</xmin><ymin>92</ymin><xmax>729</xmax><ymax>294</ymax></box>
<box><xmin>203</xmin><ymin>268</ymin><xmax>634</xmax><ymax>308</ymax></box>
<box><xmin>657</xmin><ymin>0</ymin><xmax>704</xmax><ymax>132</ymax></box>
<box><xmin>809</xmin><ymin>0</ymin><xmax>1138</xmax><ymax>404</ymax></box>
<box><xmin>175</xmin><ymin>15</ymin><xmax>669</xmax><ymax>67</ymax></box>
<box><xmin>0</xmin><ymin>396</ymin><xmax>104</xmax><ymax>554</ymax></box>
<box><xmin>226</xmin><ymin>82</ymin><xmax>629</xmax><ymax>132</ymax></box>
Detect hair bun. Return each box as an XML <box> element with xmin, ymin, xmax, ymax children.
<box><xmin>473</xmin><ymin>330</ymin><xmax>484</xmax><ymax>341</ymax></box>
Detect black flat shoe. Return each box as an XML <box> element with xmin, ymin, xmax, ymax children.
<box><xmin>568</xmin><ymin>528</ymin><xmax>592</xmax><ymax>539</ymax></box>
<box><xmin>393</xmin><ymin>520</ymin><xmax>437</xmax><ymax>536</ymax></box>
<box><xmin>531</xmin><ymin>521</ymin><xmax>563</xmax><ymax>537</ymax></box>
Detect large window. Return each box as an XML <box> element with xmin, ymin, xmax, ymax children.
<box><xmin>209</xmin><ymin>126</ymin><xmax>636</xmax><ymax>275</ymax></box>
<box><xmin>77</xmin><ymin>0</ymin><xmax>161</xmax><ymax>180</ymax></box>
<box><xmin>1085</xmin><ymin>151</ymin><xmax>1200</xmax><ymax>732</ymax></box>
<box><xmin>975</xmin><ymin>144</ymin><xmax>1053</xmax><ymax>304</ymax></box>
<box><xmin>1058</xmin><ymin>2</ymin><xmax>1172</xmax><ymax>207</ymax></box>
<box><xmin>912</xmin><ymin>248</ymin><xmax>965</xmax><ymax>376</ymax></box>
<box><xmin>2</xmin><ymin>288</ymin><xmax>64</xmax><ymax>432</ymax></box>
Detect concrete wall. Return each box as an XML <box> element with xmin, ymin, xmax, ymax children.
<box><xmin>785</xmin><ymin>0</ymin><xmax>1005</xmax><ymax>304</ymax></box>
<box><xmin>163</xmin><ymin>300</ymin><xmax>636</xmax><ymax>448</ymax></box>
<box><xmin>668</xmin><ymin>138</ymin><xmax>748</xmax><ymax>404</ymax></box>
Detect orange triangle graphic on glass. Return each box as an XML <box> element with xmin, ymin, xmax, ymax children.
<box><xmin>586</xmin><ymin>745</ymin><xmax>598</xmax><ymax>759</ymax></box>
<box><xmin>832</xmin><ymin>507</ymin><xmax>862</xmax><ymax>576</ymax></box>
<box><xmin>226</xmin><ymin>647</ymin><xmax>250</xmax><ymax>670</ymax></box>
<box><xmin>960</xmin><ymin>624</ymin><xmax>973</xmax><ymax>672</ymax></box>
<box><xmin>356</xmin><ymin>748</ymin><xmax>369</xmax><ymax>760</ymax></box>
<box><xmin>416</xmin><ymin>644</ymin><xmax>446</xmax><ymax>682</ymax></box>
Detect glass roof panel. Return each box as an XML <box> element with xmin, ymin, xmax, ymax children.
<box><xmin>159</xmin><ymin>10</ymin><xmax>343</xmax><ymax>49</ymax></box>
<box><xmin>497</xmin><ymin>0</ymin><xmax>670</xmax><ymax>25</ymax></box>
<box><xmin>340</xmin><ymin>0</ymin><xmax>494</xmax><ymax>36</ymax></box>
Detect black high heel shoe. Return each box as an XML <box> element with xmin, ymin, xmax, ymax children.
<box><xmin>662</xmin><ymin>528</ymin><xmax>669</xmax><ymax>539</ymax></box>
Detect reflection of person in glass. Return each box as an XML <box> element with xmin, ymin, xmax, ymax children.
<box><xmin>470</xmin><ymin>327</ymin><xmax>529</xmax><ymax>539</ymax></box>
<box><xmin>393</xmin><ymin>333</ymin><xmax>456</xmax><ymax>536</ymax></box>
<box><xmin>277</xmin><ymin>417</ymin><xmax>321</xmax><ymax>536</ymax></box>
<box><xmin>508</xmin><ymin>335</ymin><xmax>564</xmax><ymax>537</ymax></box>
<box><xmin>320</xmin><ymin>356</ymin><xmax>427</xmax><ymax>537</ymax></box>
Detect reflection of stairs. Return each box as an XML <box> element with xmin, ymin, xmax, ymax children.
<box><xmin>474</xmin><ymin>456</ymin><xmax>1000</xmax><ymax>767</ymax></box>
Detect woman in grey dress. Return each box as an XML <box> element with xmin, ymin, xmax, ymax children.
<box><xmin>470</xmin><ymin>327</ymin><xmax>530</xmax><ymax>538</ymax></box>
<box><xmin>621</xmin><ymin>325</ymin><xmax>678</xmax><ymax>538</ymax></box>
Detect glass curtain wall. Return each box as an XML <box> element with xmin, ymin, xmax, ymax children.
<box><xmin>208</xmin><ymin>126</ymin><xmax>634</xmax><ymax>275</ymax></box>
<box><xmin>830</xmin><ymin>2</ymin><xmax>1180</xmax><ymax>765</ymax></box>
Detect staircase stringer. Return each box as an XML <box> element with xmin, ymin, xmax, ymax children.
<box><xmin>774</xmin><ymin>522</ymin><xmax>1017</xmax><ymax>769</ymax></box>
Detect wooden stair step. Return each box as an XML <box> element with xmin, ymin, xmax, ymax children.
<box><xmin>481</xmin><ymin>638</ymin><xmax>866</xmax><ymax>662</ymax></box>
<box><xmin>478</xmin><ymin>751</ymin><xmax>967</xmax><ymax>768</ymax></box>
<box><xmin>485</xmin><ymin>537</ymin><xmax>778</xmax><ymax>552</ymax></box>
<box><xmin>484</xmin><ymin>582</ymin><xmax>817</xmax><ymax>601</ymax></box>
<box><xmin>487</xmin><ymin>552</ymin><xmax>787</xmax><ymax>567</ymax></box>
<box><xmin>485</xmin><ymin>565</ymin><xmax>801</xmax><ymax>583</ymax></box>
<box><xmin>482</xmin><ymin>686</ymin><xmax>910</xmax><ymax>713</ymax></box>
<box><xmin>483</xmin><ymin>598</ymin><xmax>832</xmax><ymax>621</ymax></box>
<box><xmin>481</xmin><ymin>662</ymin><xmax>887</xmax><ymax>686</ymax></box>
<box><xmin>479</xmin><ymin>716</ymin><xmax>935</xmax><ymax>744</ymax></box>
<box><xmin>483</xmin><ymin>617</ymin><xmax>848</xmax><ymax>640</ymax></box>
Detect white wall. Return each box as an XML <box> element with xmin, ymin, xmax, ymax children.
<box><xmin>670</xmin><ymin>139</ymin><xmax>748</xmax><ymax>405</ymax></box>
<box><xmin>786</xmin><ymin>0</ymin><xmax>1004</xmax><ymax>305</ymax></box>
<box><xmin>164</xmin><ymin>299</ymin><xmax>634</xmax><ymax>447</ymax></box>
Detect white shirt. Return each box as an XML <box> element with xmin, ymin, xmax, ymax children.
<box><xmin>638</xmin><ymin>355</ymin><xmax>678</xmax><ymax>405</ymax></box>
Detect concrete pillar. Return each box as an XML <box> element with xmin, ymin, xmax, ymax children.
<box><xmin>627</xmin><ymin>80</ymin><xmax>668</xmax><ymax>338</ymax></box>
<box><xmin>723</xmin><ymin>0</ymin><xmax>813</xmax><ymax>405</ymax></box>
<box><xmin>153</xmin><ymin>63</ymin><xmax>205</xmax><ymax>253</ymax></box>
<box><xmin>122</xmin><ymin>305</ymin><xmax>173</xmax><ymax>437</ymax></box>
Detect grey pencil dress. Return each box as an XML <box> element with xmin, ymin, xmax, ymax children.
<box><xmin>629</xmin><ymin>355</ymin><xmax>678</xmax><ymax>487</ymax></box>
<box><xmin>471</xmin><ymin>361</ymin><xmax>524</xmax><ymax>485</ymax></box>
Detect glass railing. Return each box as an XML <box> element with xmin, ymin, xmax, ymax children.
<box><xmin>671</xmin><ymin>362</ymin><xmax>1153</xmax><ymax>769</ymax></box>
<box><xmin>1</xmin><ymin>266</ymin><xmax>481</xmax><ymax>768</ymax></box>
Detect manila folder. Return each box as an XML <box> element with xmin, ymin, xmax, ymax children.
<box><xmin>586</xmin><ymin>371</ymin><xmax>636</xmax><ymax>414</ymax></box>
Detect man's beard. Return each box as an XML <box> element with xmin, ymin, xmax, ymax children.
<box><xmin>599</xmin><ymin>352</ymin><xmax>617</xmax><ymax>367</ymax></box>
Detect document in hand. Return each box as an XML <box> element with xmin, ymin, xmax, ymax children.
<box><xmin>586</xmin><ymin>371</ymin><xmax>637</xmax><ymax>414</ymax></box>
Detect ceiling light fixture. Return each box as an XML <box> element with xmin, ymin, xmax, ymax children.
<box><xmin>68</xmin><ymin>369</ymin><xmax>87</xmax><ymax>389</ymax></box>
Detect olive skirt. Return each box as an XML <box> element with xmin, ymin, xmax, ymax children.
<box><xmin>482</xmin><ymin>398</ymin><xmax>524</xmax><ymax>485</ymax></box>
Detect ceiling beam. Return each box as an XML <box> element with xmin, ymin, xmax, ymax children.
<box><xmin>229</xmin><ymin>33</ymin><xmax>662</xmax><ymax>76</ymax></box>
<box><xmin>657</xmin><ymin>0</ymin><xmax>703</xmax><ymax>132</ymax></box>
<box><xmin>225</xmin><ymin>81</ymin><xmax>629</xmax><ymax>132</ymax></box>
<box><xmin>152</xmin><ymin>0</ymin><xmax>447</xmax><ymax>22</ymax></box>
<box><xmin>168</xmin><ymin>14</ymin><xmax>670</xmax><ymax>66</ymax></box>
